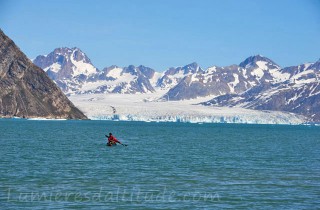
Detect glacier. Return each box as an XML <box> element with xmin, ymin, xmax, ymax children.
<box><xmin>69</xmin><ymin>92</ymin><xmax>306</xmax><ymax>125</ymax></box>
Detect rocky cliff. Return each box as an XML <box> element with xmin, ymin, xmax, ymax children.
<box><xmin>0</xmin><ymin>29</ymin><xmax>87</xmax><ymax>119</ymax></box>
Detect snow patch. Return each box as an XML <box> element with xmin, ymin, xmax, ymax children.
<box><xmin>251</xmin><ymin>66</ymin><xmax>264</xmax><ymax>79</ymax></box>
<box><xmin>70</xmin><ymin>50</ymin><xmax>98</xmax><ymax>76</ymax></box>
<box><xmin>292</xmin><ymin>70</ymin><xmax>317</xmax><ymax>84</ymax></box>
<box><xmin>150</xmin><ymin>72</ymin><xmax>163</xmax><ymax>87</ymax></box>
<box><xmin>270</xmin><ymin>69</ymin><xmax>290</xmax><ymax>82</ymax></box>
<box><xmin>256</xmin><ymin>61</ymin><xmax>268</xmax><ymax>70</ymax></box>
<box><xmin>44</xmin><ymin>63</ymin><xmax>61</xmax><ymax>73</ymax></box>
<box><xmin>106</xmin><ymin>67</ymin><xmax>124</xmax><ymax>79</ymax></box>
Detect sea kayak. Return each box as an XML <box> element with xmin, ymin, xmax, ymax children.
<box><xmin>106</xmin><ymin>142</ymin><xmax>117</xmax><ymax>147</ymax></box>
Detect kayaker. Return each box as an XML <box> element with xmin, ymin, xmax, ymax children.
<box><xmin>106</xmin><ymin>133</ymin><xmax>122</xmax><ymax>146</ymax></box>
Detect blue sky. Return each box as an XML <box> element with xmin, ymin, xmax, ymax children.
<box><xmin>1</xmin><ymin>0</ymin><xmax>319</xmax><ymax>71</ymax></box>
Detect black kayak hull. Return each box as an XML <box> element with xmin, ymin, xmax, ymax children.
<box><xmin>106</xmin><ymin>142</ymin><xmax>116</xmax><ymax>147</ymax></box>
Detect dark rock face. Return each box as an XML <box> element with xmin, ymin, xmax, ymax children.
<box><xmin>252</xmin><ymin>83</ymin><xmax>320</xmax><ymax>120</ymax></box>
<box><xmin>0</xmin><ymin>29</ymin><xmax>87</xmax><ymax>119</ymax></box>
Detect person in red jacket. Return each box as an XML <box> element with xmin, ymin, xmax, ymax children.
<box><xmin>106</xmin><ymin>133</ymin><xmax>122</xmax><ymax>146</ymax></box>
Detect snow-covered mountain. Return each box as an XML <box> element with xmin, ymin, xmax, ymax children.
<box><xmin>202</xmin><ymin>59</ymin><xmax>320</xmax><ymax>122</ymax></box>
<box><xmin>33</xmin><ymin>47</ymin><xmax>157</xmax><ymax>95</ymax></box>
<box><xmin>83</xmin><ymin>65</ymin><xmax>157</xmax><ymax>94</ymax></box>
<box><xmin>34</xmin><ymin>49</ymin><xmax>287</xmax><ymax>100</ymax></box>
<box><xmin>33</xmin><ymin>47</ymin><xmax>98</xmax><ymax>79</ymax></box>
<box><xmin>161</xmin><ymin>55</ymin><xmax>288</xmax><ymax>100</ymax></box>
<box><xmin>33</xmin><ymin>48</ymin><xmax>319</xmax><ymax>122</ymax></box>
<box><xmin>156</xmin><ymin>62</ymin><xmax>204</xmax><ymax>90</ymax></box>
<box><xmin>33</xmin><ymin>47</ymin><xmax>99</xmax><ymax>94</ymax></box>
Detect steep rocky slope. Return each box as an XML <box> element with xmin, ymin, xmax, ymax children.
<box><xmin>0</xmin><ymin>29</ymin><xmax>87</xmax><ymax>119</ymax></box>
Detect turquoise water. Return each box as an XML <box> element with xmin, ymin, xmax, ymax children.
<box><xmin>0</xmin><ymin>119</ymin><xmax>319</xmax><ymax>209</ymax></box>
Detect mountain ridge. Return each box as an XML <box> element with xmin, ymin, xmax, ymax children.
<box><xmin>33</xmin><ymin>47</ymin><xmax>319</xmax><ymax>122</ymax></box>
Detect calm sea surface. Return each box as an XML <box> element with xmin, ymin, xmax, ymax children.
<box><xmin>0</xmin><ymin>119</ymin><xmax>319</xmax><ymax>209</ymax></box>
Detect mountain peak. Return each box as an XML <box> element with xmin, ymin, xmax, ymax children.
<box><xmin>239</xmin><ymin>55</ymin><xmax>279</xmax><ymax>69</ymax></box>
<box><xmin>182</xmin><ymin>62</ymin><xmax>202</xmax><ymax>74</ymax></box>
<box><xmin>307</xmin><ymin>59</ymin><xmax>320</xmax><ymax>71</ymax></box>
<box><xmin>183</xmin><ymin>62</ymin><xmax>199</xmax><ymax>68</ymax></box>
<box><xmin>51</xmin><ymin>47</ymin><xmax>85</xmax><ymax>55</ymax></box>
<box><xmin>53</xmin><ymin>47</ymin><xmax>72</xmax><ymax>54</ymax></box>
<box><xmin>71</xmin><ymin>47</ymin><xmax>81</xmax><ymax>51</ymax></box>
<box><xmin>33</xmin><ymin>46</ymin><xmax>98</xmax><ymax>79</ymax></box>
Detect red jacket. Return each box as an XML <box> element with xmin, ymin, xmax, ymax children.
<box><xmin>108</xmin><ymin>135</ymin><xmax>121</xmax><ymax>144</ymax></box>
